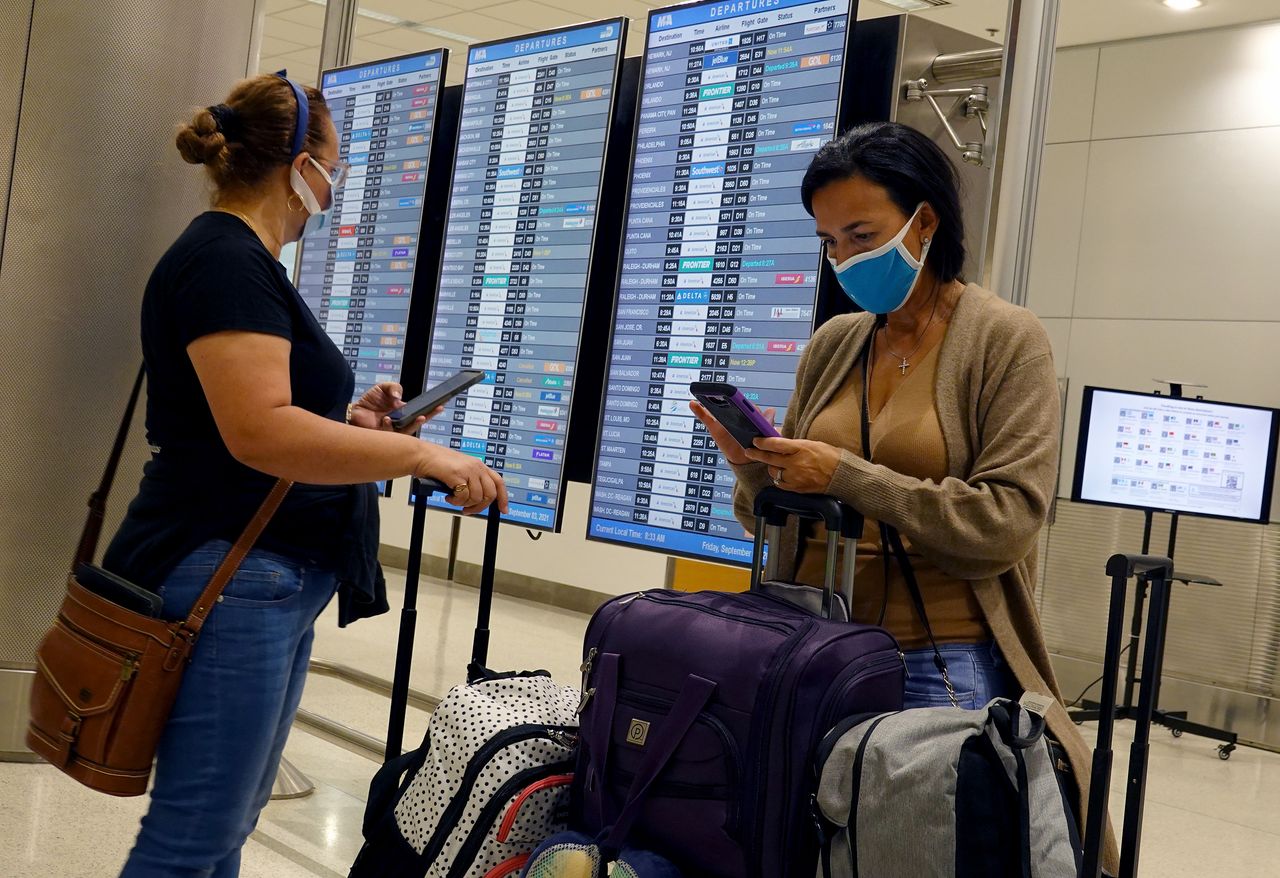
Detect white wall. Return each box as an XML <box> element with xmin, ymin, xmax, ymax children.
<box><xmin>1031</xmin><ymin>21</ymin><xmax>1280</xmax><ymax>520</ymax></box>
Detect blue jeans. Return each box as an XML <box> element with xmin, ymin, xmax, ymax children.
<box><xmin>120</xmin><ymin>540</ymin><xmax>337</xmax><ymax>878</ymax></box>
<box><xmin>902</xmin><ymin>642</ymin><xmax>1020</xmax><ymax>709</ymax></box>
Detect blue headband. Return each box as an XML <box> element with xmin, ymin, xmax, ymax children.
<box><xmin>275</xmin><ymin>70</ymin><xmax>309</xmax><ymax>159</ymax></box>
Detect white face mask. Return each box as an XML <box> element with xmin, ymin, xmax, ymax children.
<box><xmin>290</xmin><ymin>157</ymin><xmax>333</xmax><ymax>238</ymax></box>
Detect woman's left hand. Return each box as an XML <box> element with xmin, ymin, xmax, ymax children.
<box><xmin>348</xmin><ymin>382</ymin><xmax>441</xmax><ymax>432</ymax></box>
<box><xmin>744</xmin><ymin>437</ymin><xmax>843</xmax><ymax>494</ymax></box>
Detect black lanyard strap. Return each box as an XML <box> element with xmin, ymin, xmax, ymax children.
<box><xmin>860</xmin><ymin>329</ymin><xmax>957</xmax><ymax>707</ymax></box>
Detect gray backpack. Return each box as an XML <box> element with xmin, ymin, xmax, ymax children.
<box><xmin>813</xmin><ymin>698</ymin><xmax>1080</xmax><ymax>878</ymax></box>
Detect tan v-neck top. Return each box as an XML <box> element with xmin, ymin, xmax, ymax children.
<box><xmin>793</xmin><ymin>342</ymin><xmax>989</xmax><ymax>648</ymax></box>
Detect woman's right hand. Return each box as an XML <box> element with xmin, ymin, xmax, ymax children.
<box><xmin>414</xmin><ymin>445</ymin><xmax>510</xmax><ymax>516</ymax></box>
<box><xmin>689</xmin><ymin>400</ymin><xmax>776</xmax><ymax>466</ymax></box>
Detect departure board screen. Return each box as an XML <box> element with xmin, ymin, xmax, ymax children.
<box><xmin>587</xmin><ymin>0</ymin><xmax>853</xmax><ymax>564</ymax></box>
<box><xmin>420</xmin><ymin>20</ymin><xmax>627</xmax><ymax>531</ymax></box>
<box><xmin>296</xmin><ymin>50</ymin><xmax>447</xmax><ymax>402</ymax></box>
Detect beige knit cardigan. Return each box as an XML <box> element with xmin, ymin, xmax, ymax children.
<box><xmin>731</xmin><ymin>284</ymin><xmax>1118</xmax><ymax>869</ymax></box>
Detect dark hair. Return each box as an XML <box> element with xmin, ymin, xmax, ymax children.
<box><xmin>801</xmin><ymin>121</ymin><xmax>966</xmax><ymax>282</ymax></box>
<box><xmin>175</xmin><ymin>74</ymin><xmax>332</xmax><ymax>196</ymax></box>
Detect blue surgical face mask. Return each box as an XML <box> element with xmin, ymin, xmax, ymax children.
<box><xmin>826</xmin><ymin>204</ymin><xmax>930</xmax><ymax>314</ymax></box>
<box><xmin>290</xmin><ymin>158</ymin><xmax>333</xmax><ymax>238</ymax></box>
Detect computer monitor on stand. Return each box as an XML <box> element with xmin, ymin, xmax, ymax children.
<box><xmin>1067</xmin><ymin>384</ymin><xmax>1280</xmax><ymax>757</ymax></box>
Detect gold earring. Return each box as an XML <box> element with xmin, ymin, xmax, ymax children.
<box><xmin>287</xmin><ymin>193</ymin><xmax>304</xmax><ymax>212</ymax></box>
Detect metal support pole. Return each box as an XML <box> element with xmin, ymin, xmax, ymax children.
<box><xmin>269</xmin><ymin>756</ymin><xmax>315</xmax><ymax>800</ymax></box>
<box><xmin>317</xmin><ymin>0</ymin><xmax>358</xmax><ymax>77</ymax></box>
<box><xmin>931</xmin><ymin>47</ymin><xmax>1004</xmax><ymax>84</ymax></box>
<box><xmin>1121</xmin><ymin>569</ymin><xmax>1173</xmax><ymax>878</ymax></box>
<box><xmin>986</xmin><ymin>0</ymin><xmax>1061</xmax><ymax>303</ymax></box>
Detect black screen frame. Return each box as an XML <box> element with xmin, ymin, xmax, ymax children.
<box><xmin>417</xmin><ymin>17</ymin><xmax>630</xmax><ymax>534</ymax></box>
<box><xmin>298</xmin><ymin>48</ymin><xmax>451</xmax><ymax>403</ymax></box>
<box><xmin>583</xmin><ymin>0</ymin><xmax>862</xmax><ymax>566</ymax></box>
<box><xmin>1070</xmin><ymin>385</ymin><xmax>1280</xmax><ymax>525</ymax></box>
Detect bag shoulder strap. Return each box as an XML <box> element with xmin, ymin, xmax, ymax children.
<box><xmin>181</xmin><ymin>477</ymin><xmax>292</xmax><ymax>636</ymax></box>
<box><xmin>75</xmin><ymin>363</ymin><xmax>146</xmax><ymax>567</ymax></box>
<box><xmin>859</xmin><ymin>333</ymin><xmax>957</xmax><ymax>707</ymax></box>
<box><xmin>80</xmin><ymin>364</ymin><xmax>294</xmax><ymax>631</ymax></box>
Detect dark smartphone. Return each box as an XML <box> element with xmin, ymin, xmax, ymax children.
<box><xmin>689</xmin><ymin>381</ymin><xmax>780</xmax><ymax>449</ymax></box>
<box><xmin>389</xmin><ymin>370</ymin><xmax>486</xmax><ymax>433</ymax></box>
<box><xmin>75</xmin><ymin>564</ymin><xmax>164</xmax><ymax>617</ymax></box>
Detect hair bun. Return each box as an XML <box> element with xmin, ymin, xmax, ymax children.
<box><xmin>176</xmin><ymin>109</ymin><xmax>229</xmax><ymax>166</ymax></box>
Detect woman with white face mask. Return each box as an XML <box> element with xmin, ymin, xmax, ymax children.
<box><xmin>103</xmin><ymin>74</ymin><xmax>508</xmax><ymax>876</ymax></box>
<box><xmin>690</xmin><ymin>121</ymin><xmax>1116</xmax><ymax>871</ymax></box>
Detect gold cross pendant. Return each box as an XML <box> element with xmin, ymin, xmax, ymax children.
<box><xmin>898</xmin><ymin>358</ymin><xmax>910</xmax><ymax>376</ymax></box>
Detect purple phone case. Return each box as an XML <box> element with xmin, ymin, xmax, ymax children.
<box><xmin>690</xmin><ymin>382</ymin><xmax>780</xmax><ymax>447</ymax></box>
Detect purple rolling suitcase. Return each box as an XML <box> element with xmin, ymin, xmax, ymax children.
<box><xmin>573</xmin><ymin>488</ymin><xmax>906</xmax><ymax>878</ymax></box>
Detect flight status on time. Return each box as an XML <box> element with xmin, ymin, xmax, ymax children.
<box><xmin>588</xmin><ymin>0</ymin><xmax>852</xmax><ymax>564</ymax></box>
<box><xmin>420</xmin><ymin>20</ymin><xmax>626</xmax><ymax>530</ymax></box>
<box><xmin>296</xmin><ymin>51</ymin><xmax>446</xmax><ymax>401</ymax></box>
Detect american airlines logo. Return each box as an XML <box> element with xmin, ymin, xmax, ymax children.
<box><xmin>473</xmin><ymin>48</ymin><xmax>488</xmax><ymax>61</ymax></box>
<box><xmin>655</xmin><ymin>13</ymin><xmax>673</xmax><ymax>27</ymax></box>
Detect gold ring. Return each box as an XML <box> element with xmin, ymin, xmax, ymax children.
<box><xmin>453</xmin><ymin>483</ymin><xmax>469</xmax><ymax>495</ymax></box>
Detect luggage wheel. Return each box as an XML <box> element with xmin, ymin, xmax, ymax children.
<box><xmin>1217</xmin><ymin>744</ymin><xmax>1235</xmax><ymax>760</ymax></box>
<box><xmin>1170</xmin><ymin>728</ymin><xmax>1182</xmax><ymax>738</ymax></box>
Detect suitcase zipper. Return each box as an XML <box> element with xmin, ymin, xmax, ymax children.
<box><xmin>746</xmin><ymin>625</ymin><xmax>810</xmax><ymax>877</ymax></box>
<box><xmin>636</xmin><ymin>592</ymin><xmax>793</xmax><ymax>634</ymax></box>
<box><xmin>495</xmin><ymin>773</ymin><xmax>574</xmax><ymax>843</ymax></box>
<box><xmin>813</xmin><ymin>654</ymin><xmax>904</xmax><ymax>745</ymax></box>
<box><xmin>576</xmin><ymin>648</ymin><xmax>599</xmax><ymax>716</ymax></box>
<box><xmin>418</xmin><ymin>725</ymin><xmax>576</xmax><ymax>871</ymax></box>
<box><xmin>847</xmin><ymin>713</ymin><xmax>895</xmax><ymax>878</ymax></box>
<box><xmin>445</xmin><ymin>759</ymin><xmax>575</xmax><ymax>878</ymax></box>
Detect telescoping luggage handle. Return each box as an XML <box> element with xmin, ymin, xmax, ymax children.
<box><xmin>750</xmin><ymin>486</ymin><xmax>862</xmax><ymax>621</ymax></box>
<box><xmin>385</xmin><ymin>477</ymin><xmax>502</xmax><ymax>760</ymax></box>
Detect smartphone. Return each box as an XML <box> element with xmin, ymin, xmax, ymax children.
<box><xmin>390</xmin><ymin>370</ymin><xmax>486</xmax><ymax>432</ymax></box>
<box><xmin>689</xmin><ymin>381</ymin><xmax>780</xmax><ymax>449</ymax></box>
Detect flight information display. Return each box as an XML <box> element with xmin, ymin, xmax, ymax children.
<box><xmin>420</xmin><ymin>20</ymin><xmax>627</xmax><ymax>530</ymax></box>
<box><xmin>296</xmin><ymin>50</ymin><xmax>447</xmax><ymax>402</ymax></box>
<box><xmin>588</xmin><ymin>0</ymin><xmax>853</xmax><ymax>564</ymax></box>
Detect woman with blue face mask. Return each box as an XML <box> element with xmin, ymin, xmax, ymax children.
<box><xmin>103</xmin><ymin>74</ymin><xmax>508</xmax><ymax>877</ymax></box>
<box><xmin>690</xmin><ymin>121</ymin><xmax>1114</xmax><ymax>868</ymax></box>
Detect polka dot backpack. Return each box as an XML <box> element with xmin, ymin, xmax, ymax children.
<box><xmin>349</xmin><ymin>666</ymin><xmax>581</xmax><ymax>878</ymax></box>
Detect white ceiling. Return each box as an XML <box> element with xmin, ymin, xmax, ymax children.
<box><xmin>257</xmin><ymin>0</ymin><xmax>1280</xmax><ymax>86</ymax></box>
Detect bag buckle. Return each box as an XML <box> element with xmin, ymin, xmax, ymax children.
<box><xmin>54</xmin><ymin>713</ymin><xmax>82</xmax><ymax>766</ymax></box>
<box><xmin>164</xmin><ymin>628</ymin><xmax>197</xmax><ymax>671</ymax></box>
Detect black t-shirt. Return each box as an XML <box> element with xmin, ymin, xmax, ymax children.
<box><xmin>105</xmin><ymin>212</ymin><xmax>369</xmax><ymax>589</ymax></box>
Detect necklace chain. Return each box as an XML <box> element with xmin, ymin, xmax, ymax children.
<box><xmin>215</xmin><ymin>207</ymin><xmax>280</xmax><ymax>253</ymax></box>
<box><xmin>881</xmin><ymin>283</ymin><xmax>943</xmax><ymax>374</ymax></box>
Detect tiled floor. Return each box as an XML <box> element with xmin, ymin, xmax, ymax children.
<box><xmin>4</xmin><ymin>570</ymin><xmax>1278</xmax><ymax>876</ymax></box>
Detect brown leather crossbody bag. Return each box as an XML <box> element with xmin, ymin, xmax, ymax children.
<box><xmin>26</xmin><ymin>365</ymin><xmax>292</xmax><ymax>795</ymax></box>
